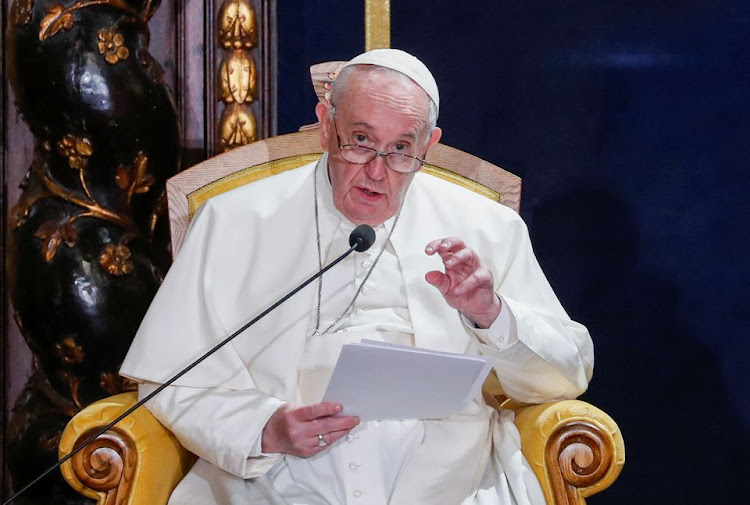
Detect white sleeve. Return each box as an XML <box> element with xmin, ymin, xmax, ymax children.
<box><xmin>139</xmin><ymin>382</ymin><xmax>285</xmax><ymax>478</ymax></box>
<box><xmin>462</xmin><ymin>216</ymin><xmax>594</xmax><ymax>404</ymax></box>
<box><xmin>464</xmin><ymin>294</ymin><xmax>592</xmax><ymax>403</ymax></box>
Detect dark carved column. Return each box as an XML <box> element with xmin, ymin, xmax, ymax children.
<box><xmin>5</xmin><ymin>1</ymin><xmax>179</xmax><ymax>502</ymax></box>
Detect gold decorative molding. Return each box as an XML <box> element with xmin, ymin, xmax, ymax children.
<box><xmin>219</xmin><ymin>0</ymin><xmax>257</xmax><ymax>49</ymax></box>
<box><xmin>219</xmin><ymin>103</ymin><xmax>258</xmax><ymax>150</ymax></box>
<box><xmin>365</xmin><ymin>0</ymin><xmax>390</xmax><ymax>51</ymax></box>
<box><xmin>219</xmin><ymin>50</ymin><xmax>257</xmax><ymax>104</ymax></box>
<box><xmin>218</xmin><ymin>0</ymin><xmax>258</xmax><ymax>151</ymax></box>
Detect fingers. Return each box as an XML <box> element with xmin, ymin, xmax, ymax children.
<box><xmin>425</xmin><ymin>237</ymin><xmax>466</xmax><ymax>258</ymax></box>
<box><xmin>300</xmin><ymin>416</ymin><xmax>360</xmax><ymax>457</ymax></box>
<box><xmin>426</xmin><ymin>239</ymin><xmax>479</xmax><ymax>275</ymax></box>
<box><xmin>451</xmin><ymin>266</ymin><xmax>494</xmax><ymax>296</ymax></box>
<box><xmin>295</xmin><ymin>402</ymin><xmax>344</xmax><ymax>421</ymax></box>
<box><xmin>307</xmin><ymin>412</ymin><xmax>360</xmax><ymax>439</ymax></box>
<box><xmin>262</xmin><ymin>402</ymin><xmax>360</xmax><ymax>458</ymax></box>
<box><xmin>425</xmin><ymin>270</ymin><xmax>450</xmax><ymax>294</ymax></box>
<box><xmin>316</xmin><ymin>426</ymin><xmax>355</xmax><ymax>448</ymax></box>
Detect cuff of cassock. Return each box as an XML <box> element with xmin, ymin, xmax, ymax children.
<box><xmin>461</xmin><ymin>294</ymin><xmax>519</xmax><ymax>351</ymax></box>
<box><xmin>242</xmin><ymin>401</ymin><xmax>286</xmax><ymax>478</ymax></box>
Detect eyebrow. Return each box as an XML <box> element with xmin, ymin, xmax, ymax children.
<box><xmin>351</xmin><ymin>121</ymin><xmax>418</xmax><ymax>140</ymax></box>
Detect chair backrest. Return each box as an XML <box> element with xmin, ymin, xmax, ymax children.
<box><xmin>166</xmin><ymin>128</ymin><xmax>521</xmax><ymax>257</ymax></box>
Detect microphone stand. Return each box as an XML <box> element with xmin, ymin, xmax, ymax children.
<box><xmin>3</xmin><ymin>233</ymin><xmax>371</xmax><ymax>505</ymax></box>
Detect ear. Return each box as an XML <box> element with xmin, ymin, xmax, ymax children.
<box><xmin>426</xmin><ymin>126</ymin><xmax>442</xmax><ymax>150</ymax></box>
<box><xmin>315</xmin><ymin>101</ymin><xmax>333</xmax><ymax>151</ymax></box>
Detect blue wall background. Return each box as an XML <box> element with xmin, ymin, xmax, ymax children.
<box><xmin>277</xmin><ymin>2</ymin><xmax>749</xmax><ymax>502</ymax></box>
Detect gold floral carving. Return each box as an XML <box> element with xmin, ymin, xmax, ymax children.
<box><xmin>97</xmin><ymin>28</ymin><xmax>130</xmax><ymax>64</ymax></box>
<box><xmin>57</xmin><ymin>134</ymin><xmax>93</xmax><ymax>170</ymax></box>
<box><xmin>219</xmin><ymin>0</ymin><xmax>256</xmax><ymax>49</ymax></box>
<box><xmin>18</xmin><ymin>136</ymin><xmax>152</xmax><ymax>261</ymax></box>
<box><xmin>99</xmin><ymin>243</ymin><xmax>134</xmax><ymax>276</ymax></box>
<box><xmin>220</xmin><ymin>103</ymin><xmax>257</xmax><ymax>150</ymax></box>
<box><xmin>219</xmin><ymin>50</ymin><xmax>257</xmax><ymax>104</ymax></box>
<box><xmin>10</xmin><ymin>0</ymin><xmax>34</xmax><ymax>27</ymax></box>
<box><xmin>12</xmin><ymin>153</ymin><xmax>139</xmax><ymax>250</ymax></box>
<box><xmin>55</xmin><ymin>336</ymin><xmax>85</xmax><ymax>365</ymax></box>
<box><xmin>57</xmin><ymin>133</ymin><xmax>94</xmax><ymax>201</ymax></box>
<box><xmin>39</xmin><ymin>0</ymin><xmax>139</xmax><ymax>41</ymax></box>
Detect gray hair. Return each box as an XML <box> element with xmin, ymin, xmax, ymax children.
<box><xmin>331</xmin><ymin>65</ymin><xmax>438</xmax><ymax>130</ymax></box>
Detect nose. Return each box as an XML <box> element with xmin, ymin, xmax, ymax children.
<box><xmin>364</xmin><ymin>152</ymin><xmax>388</xmax><ymax>180</ymax></box>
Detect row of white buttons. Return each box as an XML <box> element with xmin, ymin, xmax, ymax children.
<box><xmin>346</xmin><ymin>433</ymin><xmax>364</xmax><ymax>499</ymax></box>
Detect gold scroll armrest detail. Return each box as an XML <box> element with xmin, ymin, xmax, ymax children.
<box><xmin>506</xmin><ymin>399</ymin><xmax>625</xmax><ymax>505</ymax></box>
<box><xmin>59</xmin><ymin>392</ymin><xmax>197</xmax><ymax>505</ymax></box>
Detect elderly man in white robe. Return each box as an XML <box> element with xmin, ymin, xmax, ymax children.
<box><xmin>120</xmin><ymin>49</ymin><xmax>594</xmax><ymax>505</ymax></box>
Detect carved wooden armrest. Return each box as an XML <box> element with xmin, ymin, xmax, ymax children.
<box><xmin>59</xmin><ymin>392</ymin><xmax>197</xmax><ymax>505</ymax></box>
<box><xmin>508</xmin><ymin>399</ymin><xmax>625</xmax><ymax>505</ymax></box>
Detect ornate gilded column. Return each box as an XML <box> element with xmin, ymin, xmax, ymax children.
<box><xmin>217</xmin><ymin>0</ymin><xmax>259</xmax><ymax>150</ymax></box>
<box><xmin>5</xmin><ymin>1</ymin><xmax>179</xmax><ymax>503</ymax></box>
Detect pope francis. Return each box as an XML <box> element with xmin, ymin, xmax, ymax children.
<box><xmin>120</xmin><ymin>49</ymin><xmax>594</xmax><ymax>505</ymax></box>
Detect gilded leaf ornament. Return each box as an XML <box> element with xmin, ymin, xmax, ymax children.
<box><xmin>97</xmin><ymin>28</ymin><xmax>130</xmax><ymax>64</ymax></box>
<box><xmin>39</xmin><ymin>3</ymin><xmax>74</xmax><ymax>40</ymax></box>
<box><xmin>115</xmin><ymin>151</ymin><xmax>155</xmax><ymax>203</ymax></box>
<box><xmin>57</xmin><ymin>370</ymin><xmax>84</xmax><ymax>410</ymax></box>
<box><xmin>34</xmin><ymin>221</ymin><xmax>64</xmax><ymax>263</ymax></box>
<box><xmin>32</xmin><ymin>220</ymin><xmax>80</xmax><ymax>263</ymax></box>
<box><xmin>10</xmin><ymin>0</ymin><xmax>34</xmax><ymax>27</ymax></box>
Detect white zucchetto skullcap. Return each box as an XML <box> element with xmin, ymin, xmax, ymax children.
<box><xmin>341</xmin><ymin>49</ymin><xmax>440</xmax><ymax>114</ymax></box>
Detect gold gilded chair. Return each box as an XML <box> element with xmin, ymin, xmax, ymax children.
<box><xmin>59</xmin><ymin>128</ymin><xmax>624</xmax><ymax>505</ymax></box>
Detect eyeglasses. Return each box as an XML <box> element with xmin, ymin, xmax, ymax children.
<box><xmin>331</xmin><ymin>107</ymin><xmax>426</xmax><ymax>174</ymax></box>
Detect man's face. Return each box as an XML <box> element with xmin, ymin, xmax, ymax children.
<box><xmin>315</xmin><ymin>69</ymin><xmax>442</xmax><ymax>226</ymax></box>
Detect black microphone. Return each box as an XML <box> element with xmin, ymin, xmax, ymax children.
<box><xmin>2</xmin><ymin>225</ymin><xmax>376</xmax><ymax>505</ymax></box>
<box><xmin>349</xmin><ymin>224</ymin><xmax>376</xmax><ymax>252</ymax></box>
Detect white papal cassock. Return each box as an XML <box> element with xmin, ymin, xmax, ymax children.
<box><xmin>120</xmin><ymin>154</ymin><xmax>594</xmax><ymax>505</ymax></box>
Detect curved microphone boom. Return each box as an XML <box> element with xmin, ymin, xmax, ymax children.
<box><xmin>2</xmin><ymin>225</ymin><xmax>376</xmax><ymax>505</ymax></box>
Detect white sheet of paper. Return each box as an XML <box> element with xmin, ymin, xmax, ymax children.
<box><xmin>322</xmin><ymin>340</ymin><xmax>493</xmax><ymax>421</ymax></box>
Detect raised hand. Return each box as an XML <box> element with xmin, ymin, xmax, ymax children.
<box><xmin>261</xmin><ymin>402</ymin><xmax>360</xmax><ymax>458</ymax></box>
<box><xmin>425</xmin><ymin>237</ymin><xmax>501</xmax><ymax>329</ymax></box>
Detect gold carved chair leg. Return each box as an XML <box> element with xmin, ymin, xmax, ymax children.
<box><xmin>508</xmin><ymin>400</ymin><xmax>625</xmax><ymax>505</ymax></box>
<box><xmin>59</xmin><ymin>392</ymin><xmax>196</xmax><ymax>505</ymax></box>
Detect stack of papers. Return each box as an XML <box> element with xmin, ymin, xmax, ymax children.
<box><xmin>322</xmin><ymin>340</ymin><xmax>493</xmax><ymax>421</ymax></box>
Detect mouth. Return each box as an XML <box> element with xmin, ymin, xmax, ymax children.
<box><xmin>357</xmin><ymin>186</ymin><xmax>383</xmax><ymax>200</ymax></box>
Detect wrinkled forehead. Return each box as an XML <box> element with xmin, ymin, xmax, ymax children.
<box><xmin>333</xmin><ymin>65</ymin><xmax>430</xmax><ymax>108</ymax></box>
<box><xmin>332</xmin><ymin>67</ymin><xmax>433</xmax><ymax>133</ymax></box>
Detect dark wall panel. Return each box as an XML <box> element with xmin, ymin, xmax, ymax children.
<box><xmin>279</xmin><ymin>1</ymin><xmax>749</xmax><ymax>503</ymax></box>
